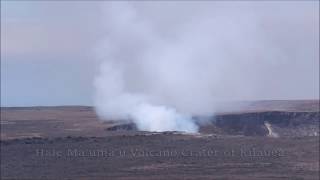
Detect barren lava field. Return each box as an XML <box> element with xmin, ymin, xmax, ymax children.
<box><xmin>1</xmin><ymin>100</ymin><xmax>319</xmax><ymax>180</ymax></box>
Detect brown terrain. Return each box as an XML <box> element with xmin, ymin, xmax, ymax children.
<box><xmin>0</xmin><ymin>100</ymin><xmax>319</xmax><ymax>179</ymax></box>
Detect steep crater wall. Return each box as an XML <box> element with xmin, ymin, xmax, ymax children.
<box><xmin>105</xmin><ymin>111</ymin><xmax>319</xmax><ymax>137</ymax></box>
<box><xmin>199</xmin><ymin>111</ymin><xmax>319</xmax><ymax>137</ymax></box>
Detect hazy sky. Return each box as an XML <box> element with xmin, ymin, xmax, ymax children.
<box><xmin>1</xmin><ymin>1</ymin><xmax>319</xmax><ymax>107</ymax></box>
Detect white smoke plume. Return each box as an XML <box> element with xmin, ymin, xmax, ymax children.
<box><xmin>94</xmin><ymin>2</ymin><xmax>318</xmax><ymax>132</ymax></box>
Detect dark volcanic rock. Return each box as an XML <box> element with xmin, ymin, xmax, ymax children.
<box><xmin>104</xmin><ymin>111</ymin><xmax>319</xmax><ymax>137</ymax></box>
<box><xmin>105</xmin><ymin>123</ymin><xmax>137</xmax><ymax>131</ymax></box>
<box><xmin>199</xmin><ymin>111</ymin><xmax>319</xmax><ymax>137</ymax></box>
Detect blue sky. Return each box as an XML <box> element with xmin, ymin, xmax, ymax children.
<box><xmin>1</xmin><ymin>2</ymin><xmax>102</xmax><ymax>106</ymax></box>
<box><xmin>1</xmin><ymin>1</ymin><xmax>319</xmax><ymax>107</ymax></box>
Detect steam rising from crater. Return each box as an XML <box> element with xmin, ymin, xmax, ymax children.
<box><xmin>94</xmin><ymin>2</ymin><xmax>319</xmax><ymax>132</ymax></box>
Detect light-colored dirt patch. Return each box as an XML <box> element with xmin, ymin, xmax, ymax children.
<box><xmin>264</xmin><ymin>121</ymin><xmax>279</xmax><ymax>138</ymax></box>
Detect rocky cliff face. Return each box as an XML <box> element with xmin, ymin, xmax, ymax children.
<box><xmin>199</xmin><ymin>111</ymin><xmax>319</xmax><ymax>137</ymax></box>
<box><xmin>106</xmin><ymin>111</ymin><xmax>319</xmax><ymax>137</ymax></box>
